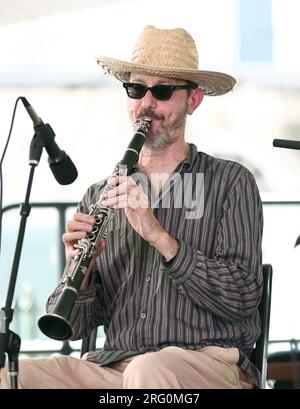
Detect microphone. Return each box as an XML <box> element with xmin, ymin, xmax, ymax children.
<box><xmin>273</xmin><ymin>138</ymin><xmax>300</xmax><ymax>151</ymax></box>
<box><xmin>21</xmin><ymin>97</ymin><xmax>78</xmax><ymax>185</ymax></box>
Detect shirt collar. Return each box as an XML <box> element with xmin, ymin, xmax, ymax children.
<box><xmin>175</xmin><ymin>143</ymin><xmax>198</xmax><ymax>173</ymax></box>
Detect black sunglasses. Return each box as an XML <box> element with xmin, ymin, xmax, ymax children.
<box><xmin>123</xmin><ymin>82</ymin><xmax>197</xmax><ymax>101</ymax></box>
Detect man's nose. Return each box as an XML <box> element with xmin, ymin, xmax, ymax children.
<box><xmin>141</xmin><ymin>89</ymin><xmax>157</xmax><ymax>109</ymax></box>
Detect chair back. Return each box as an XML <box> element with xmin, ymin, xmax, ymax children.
<box><xmin>251</xmin><ymin>263</ymin><xmax>273</xmax><ymax>388</ymax></box>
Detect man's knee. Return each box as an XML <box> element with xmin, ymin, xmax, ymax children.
<box><xmin>123</xmin><ymin>351</ymin><xmax>178</xmax><ymax>388</ymax></box>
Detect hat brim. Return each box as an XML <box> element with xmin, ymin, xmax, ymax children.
<box><xmin>96</xmin><ymin>56</ymin><xmax>236</xmax><ymax>96</ymax></box>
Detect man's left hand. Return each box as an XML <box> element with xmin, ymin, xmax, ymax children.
<box><xmin>102</xmin><ymin>176</ymin><xmax>179</xmax><ymax>261</ymax></box>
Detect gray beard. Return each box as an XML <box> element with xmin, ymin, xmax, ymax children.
<box><xmin>142</xmin><ymin>110</ymin><xmax>188</xmax><ymax>152</ymax></box>
<box><xmin>143</xmin><ymin>132</ymin><xmax>172</xmax><ymax>151</ymax></box>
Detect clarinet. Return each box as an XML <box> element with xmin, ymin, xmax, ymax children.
<box><xmin>38</xmin><ymin>119</ymin><xmax>151</xmax><ymax>340</ymax></box>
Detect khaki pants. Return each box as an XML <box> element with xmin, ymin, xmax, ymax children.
<box><xmin>0</xmin><ymin>346</ymin><xmax>252</xmax><ymax>389</ymax></box>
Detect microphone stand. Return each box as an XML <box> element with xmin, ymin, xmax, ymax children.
<box><xmin>0</xmin><ymin>131</ymin><xmax>43</xmax><ymax>389</ymax></box>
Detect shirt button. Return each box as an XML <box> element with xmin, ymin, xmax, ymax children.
<box><xmin>141</xmin><ymin>312</ymin><xmax>147</xmax><ymax>319</ymax></box>
<box><xmin>146</xmin><ymin>276</ymin><xmax>151</xmax><ymax>282</ymax></box>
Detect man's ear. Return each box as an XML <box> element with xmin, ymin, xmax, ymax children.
<box><xmin>187</xmin><ymin>88</ymin><xmax>204</xmax><ymax>115</ymax></box>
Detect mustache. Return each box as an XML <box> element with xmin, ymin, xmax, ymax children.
<box><xmin>137</xmin><ymin>109</ymin><xmax>164</xmax><ymax>121</ymax></box>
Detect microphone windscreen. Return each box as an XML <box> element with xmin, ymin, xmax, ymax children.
<box><xmin>49</xmin><ymin>155</ymin><xmax>78</xmax><ymax>185</ymax></box>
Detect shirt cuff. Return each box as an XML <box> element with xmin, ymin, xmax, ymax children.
<box><xmin>162</xmin><ymin>239</ymin><xmax>198</xmax><ymax>284</ymax></box>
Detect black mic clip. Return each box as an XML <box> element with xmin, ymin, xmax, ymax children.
<box><xmin>35</xmin><ymin>122</ymin><xmax>58</xmax><ymax>158</ymax></box>
<box><xmin>28</xmin><ymin>123</ymin><xmax>56</xmax><ymax>166</ymax></box>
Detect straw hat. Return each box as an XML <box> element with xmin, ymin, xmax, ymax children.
<box><xmin>96</xmin><ymin>25</ymin><xmax>236</xmax><ymax>96</ymax></box>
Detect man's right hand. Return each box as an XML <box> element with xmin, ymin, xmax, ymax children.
<box><xmin>62</xmin><ymin>212</ymin><xmax>106</xmax><ymax>292</ymax></box>
<box><xmin>62</xmin><ymin>212</ymin><xmax>101</xmax><ymax>259</ymax></box>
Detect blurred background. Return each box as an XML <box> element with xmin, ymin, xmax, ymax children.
<box><xmin>1</xmin><ymin>0</ymin><xmax>300</xmax><ymax>388</ymax></box>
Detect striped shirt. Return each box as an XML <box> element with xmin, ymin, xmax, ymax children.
<box><xmin>47</xmin><ymin>143</ymin><xmax>263</xmax><ymax>387</ymax></box>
